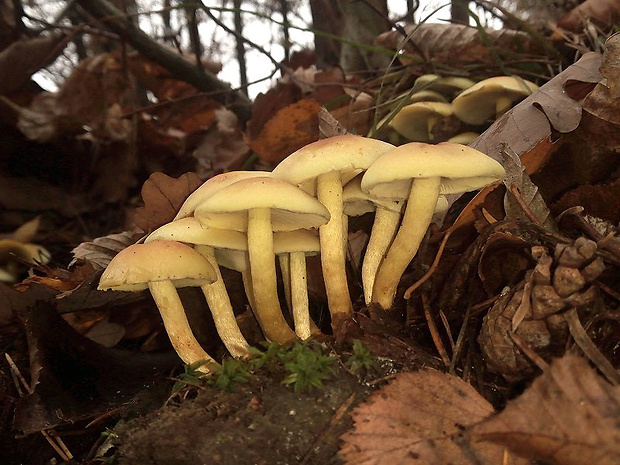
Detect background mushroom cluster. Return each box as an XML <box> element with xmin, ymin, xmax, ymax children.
<box><xmin>377</xmin><ymin>75</ymin><xmax>538</xmax><ymax>145</ymax></box>
<box><xmin>98</xmin><ymin>135</ymin><xmax>506</xmax><ymax>372</ymax></box>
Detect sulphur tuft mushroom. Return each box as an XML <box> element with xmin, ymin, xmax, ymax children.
<box><xmin>387</xmin><ymin>101</ymin><xmax>454</xmax><ymax>142</ymax></box>
<box><xmin>343</xmin><ymin>174</ymin><xmax>448</xmax><ymax>306</ymax></box>
<box><xmin>145</xmin><ymin>217</ymin><xmax>251</xmax><ymax>358</ymax></box>
<box><xmin>361</xmin><ymin>142</ymin><xmax>506</xmax><ymax>310</ymax></box>
<box><xmin>452</xmin><ymin>76</ymin><xmax>538</xmax><ymax>125</ymax></box>
<box><xmin>195</xmin><ymin>176</ymin><xmax>330</xmax><ymax>343</ymax></box>
<box><xmin>98</xmin><ymin>240</ymin><xmax>219</xmax><ymax>373</ymax></box>
<box><xmin>271</xmin><ymin>135</ymin><xmax>394</xmax><ymax>334</ymax></box>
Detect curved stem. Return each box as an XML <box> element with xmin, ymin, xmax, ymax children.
<box><xmin>197</xmin><ymin>246</ymin><xmax>251</xmax><ymax>358</ymax></box>
<box><xmin>279</xmin><ymin>254</ymin><xmax>292</xmax><ymax>310</ymax></box>
<box><xmin>247</xmin><ymin>208</ymin><xmax>297</xmax><ymax>343</ymax></box>
<box><xmin>317</xmin><ymin>171</ymin><xmax>352</xmax><ymax>327</ymax></box>
<box><xmin>362</xmin><ymin>206</ymin><xmax>401</xmax><ymax>305</ymax></box>
<box><xmin>148</xmin><ymin>280</ymin><xmax>218</xmax><ymax>373</ymax></box>
<box><xmin>371</xmin><ymin>177</ymin><xmax>441</xmax><ymax>310</ymax></box>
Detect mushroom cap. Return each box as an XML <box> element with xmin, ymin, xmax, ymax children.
<box><xmin>343</xmin><ymin>174</ymin><xmax>403</xmax><ymax>216</ymax></box>
<box><xmin>273</xmin><ymin>229</ymin><xmax>320</xmax><ymax>255</ymax></box>
<box><xmin>271</xmin><ymin>135</ymin><xmax>394</xmax><ymax>193</ymax></box>
<box><xmin>388</xmin><ymin>102</ymin><xmax>453</xmax><ymax>142</ymax></box>
<box><xmin>406</xmin><ymin>90</ymin><xmax>448</xmax><ymax>104</ymax></box>
<box><xmin>361</xmin><ymin>142</ymin><xmax>506</xmax><ymax>199</ymax></box>
<box><xmin>413</xmin><ymin>74</ymin><xmax>475</xmax><ymax>95</ymax></box>
<box><xmin>452</xmin><ymin>76</ymin><xmax>538</xmax><ymax>125</ymax></box>
<box><xmin>98</xmin><ymin>241</ymin><xmax>217</xmax><ymax>291</ymax></box>
<box><xmin>447</xmin><ymin>132</ymin><xmax>480</xmax><ymax>145</ymax></box>
<box><xmin>146</xmin><ymin>217</ymin><xmax>247</xmax><ymax>251</ymax></box>
<box><xmin>195</xmin><ymin>177</ymin><xmax>330</xmax><ymax>232</ymax></box>
<box><xmin>175</xmin><ymin>171</ymin><xmax>271</xmax><ymax>220</ymax></box>
<box><xmin>212</xmin><ymin>247</ymin><xmax>248</xmax><ymax>272</ymax></box>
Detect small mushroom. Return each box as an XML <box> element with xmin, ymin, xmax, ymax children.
<box><xmin>195</xmin><ymin>177</ymin><xmax>330</xmax><ymax>343</ymax></box>
<box><xmin>98</xmin><ymin>241</ymin><xmax>219</xmax><ymax>372</ymax></box>
<box><xmin>387</xmin><ymin>102</ymin><xmax>454</xmax><ymax>142</ymax></box>
<box><xmin>0</xmin><ymin>239</ymin><xmax>51</xmax><ymax>283</ymax></box>
<box><xmin>343</xmin><ymin>174</ymin><xmax>448</xmax><ymax>305</ymax></box>
<box><xmin>273</xmin><ymin>229</ymin><xmax>321</xmax><ymax>340</ymax></box>
<box><xmin>175</xmin><ymin>171</ymin><xmax>271</xmax><ymax>220</ymax></box>
<box><xmin>361</xmin><ymin>142</ymin><xmax>506</xmax><ymax>310</ymax></box>
<box><xmin>448</xmin><ymin>132</ymin><xmax>480</xmax><ymax>145</ymax></box>
<box><xmin>452</xmin><ymin>76</ymin><xmax>538</xmax><ymax>125</ymax></box>
<box><xmin>145</xmin><ymin>217</ymin><xmax>251</xmax><ymax>358</ymax></box>
<box><xmin>413</xmin><ymin>74</ymin><xmax>476</xmax><ymax>97</ymax></box>
<box><xmin>271</xmin><ymin>135</ymin><xmax>394</xmax><ymax>333</ymax></box>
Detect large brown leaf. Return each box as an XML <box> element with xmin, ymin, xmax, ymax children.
<box><xmin>557</xmin><ymin>0</ymin><xmax>620</xmax><ymax>32</ymax></box>
<box><xmin>471</xmin><ymin>355</ymin><xmax>620</xmax><ymax>465</ymax></box>
<box><xmin>132</xmin><ymin>171</ymin><xmax>202</xmax><ymax>232</ymax></box>
<box><xmin>339</xmin><ymin>369</ymin><xmax>526</xmax><ymax>465</ymax></box>
<box><xmin>375</xmin><ymin>23</ymin><xmax>540</xmax><ymax>64</ymax></box>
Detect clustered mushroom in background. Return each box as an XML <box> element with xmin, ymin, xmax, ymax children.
<box><xmin>99</xmin><ymin>131</ymin><xmax>506</xmax><ymax>372</ymax></box>
<box><xmin>376</xmin><ymin>75</ymin><xmax>538</xmax><ymax>145</ymax></box>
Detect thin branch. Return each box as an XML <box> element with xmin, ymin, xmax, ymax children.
<box><xmin>233</xmin><ymin>0</ymin><xmax>248</xmax><ymax>95</ymax></box>
<box><xmin>75</xmin><ymin>0</ymin><xmax>252</xmax><ymax>121</ymax></box>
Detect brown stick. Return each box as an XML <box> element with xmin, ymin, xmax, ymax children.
<box><xmin>75</xmin><ymin>0</ymin><xmax>252</xmax><ymax>122</ymax></box>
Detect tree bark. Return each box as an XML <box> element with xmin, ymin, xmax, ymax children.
<box><xmin>233</xmin><ymin>0</ymin><xmax>248</xmax><ymax>96</ymax></box>
<box><xmin>451</xmin><ymin>0</ymin><xmax>470</xmax><ymax>24</ymax></box>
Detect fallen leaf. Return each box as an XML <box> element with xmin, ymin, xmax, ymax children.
<box><xmin>247</xmin><ymin>98</ymin><xmax>321</xmax><ymax>163</ymax></box>
<box><xmin>339</xmin><ymin>369</ymin><xmax>526</xmax><ymax>465</ymax></box>
<box><xmin>551</xmin><ymin>178</ymin><xmax>620</xmax><ymax>223</ymax></box>
<box><xmin>471</xmin><ymin>355</ymin><xmax>620</xmax><ymax>465</ymax></box>
<box><xmin>132</xmin><ymin>171</ymin><xmax>202</xmax><ymax>232</ymax></box>
<box><xmin>70</xmin><ymin>231</ymin><xmax>143</xmax><ymax>270</ymax></box>
<box><xmin>375</xmin><ymin>23</ymin><xmax>541</xmax><ymax>64</ymax></box>
<box><xmin>557</xmin><ymin>0</ymin><xmax>620</xmax><ymax>32</ymax></box>
<box><xmin>318</xmin><ymin>106</ymin><xmax>348</xmax><ymax>138</ymax></box>
<box><xmin>502</xmin><ymin>145</ymin><xmax>556</xmax><ymax>230</ymax></box>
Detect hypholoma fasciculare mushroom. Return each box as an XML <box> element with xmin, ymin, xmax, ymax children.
<box><xmin>273</xmin><ymin>229</ymin><xmax>321</xmax><ymax>340</ymax></box>
<box><xmin>343</xmin><ymin>174</ymin><xmax>448</xmax><ymax>306</ymax></box>
<box><xmin>271</xmin><ymin>135</ymin><xmax>394</xmax><ymax>334</ymax></box>
<box><xmin>361</xmin><ymin>142</ymin><xmax>506</xmax><ymax>310</ymax></box>
<box><xmin>175</xmin><ymin>171</ymin><xmax>271</xmax><ymax>220</ymax></box>
<box><xmin>387</xmin><ymin>101</ymin><xmax>454</xmax><ymax>142</ymax></box>
<box><xmin>452</xmin><ymin>76</ymin><xmax>538</xmax><ymax>125</ymax></box>
<box><xmin>195</xmin><ymin>176</ymin><xmax>330</xmax><ymax>343</ymax></box>
<box><xmin>145</xmin><ymin>217</ymin><xmax>251</xmax><ymax>358</ymax></box>
<box><xmin>413</xmin><ymin>74</ymin><xmax>475</xmax><ymax>97</ymax></box>
<box><xmin>98</xmin><ymin>240</ymin><xmax>219</xmax><ymax>372</ymax></box>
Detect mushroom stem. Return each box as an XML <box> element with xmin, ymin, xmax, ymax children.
<box><xmin>290</xmin><ymin>251</ymin><xmax>311</xmax><ymax>340</ymax></box>
<box><xmin>361</xmin><ymin>206</ymin><xmax>401</xmax><ymax>305</ymax></box>
<box><xmin>148</xmin><ymin>280</ymin><xmax>218</xmax><ymax>373</ymax></box>
<box><xmin>196</xmin><ymin>246</ymin><xmax>251</xmax><ymax>358</ymax></box>
<box><xmin>316</xmin><ymin>170</ymin><xmax>353</xmax><ymax>325</ymax></box>
<box><xmin>279</xmin><ymin>254</ymin><xmax>292</xmax><ymax>310</ymax></box>
<box><xmin>371</xmin><ymin>177</ymin><xmax>441</xmax><ymax>310</ymax></box>
<box><xmin>247</xmin><ymin>208</ymin><xmax>297</xmax><ymax>343</ymax></box>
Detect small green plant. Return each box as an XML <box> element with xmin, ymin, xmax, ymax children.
<box><xmin>207</xmin><ymin>358</ymin><xmax>251</xmax><ymax>391</ymax></box>
<box><xmin>171</xmin><ymin>360</ymin><xmax>212</xmax><ymax>394</ymax></box>
<box><xmin>248</xmin><ymin>341</ymin><xmax>284</xmax><ymax>370</ymax></box>
<box><xmin>279</xmin><ymin>342</ymin><xmax>335</xmax><ymax>393</ymax></box>
<box><xmin>346</xmin><ymin>339</ymin><xmax>377</xmax><ymax>375</ymax></box>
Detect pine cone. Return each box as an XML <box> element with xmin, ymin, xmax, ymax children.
<box><xmin>478</xmin><ymin>237</ymin><xmax>605</xmax><ymax>380</ymax></box>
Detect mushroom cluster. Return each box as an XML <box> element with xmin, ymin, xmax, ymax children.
<box><xmin>378</xmin><ymin>74</ymin><xmax>538</xmax><ymax>145</ymax></box>
<box><xmin>98</xmin><ymin>135</ymin><xmax>505</xmax><ymax>371</ymax></box>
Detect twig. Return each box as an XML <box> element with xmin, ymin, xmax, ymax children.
<box><xmin>508</xmin><ymin>331</ymin><xmax>548</xmax><ymax>372</ymax></box>
<box><xmin>422</xmin><ymin>293</ymin><xmax>450</xmax><ymax>368</ymax></box>
<box><xmin>506</xmin><ymin>183</ymin><xmax>543</xmax><ymax>225</ymax></box>
<box><xmin>75</xmin><ymin>0</ymin><xmax>252</xmax><ymax>122</ymax></box>
<box><xmin>404</xmin><ymin>227</ymin><xmax>453</xmax><ymax>299</ymax></box>
<box><xmin>565</xmin><ymin>308</ymin><xmax>620</xmax><ymax>385</ymax></box>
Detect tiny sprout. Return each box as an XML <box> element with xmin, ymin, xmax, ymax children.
<box><xmin>207</xmin><ymin>358</ymin><xmax>251</xmax><ymax>391</ymax></box>
<box><xmin>280</xmin><ymin>343</ymin><xmax>335</xmax><ymax>393</ymax></box>
<box><xmin>171</xmin><ymin>360</ymin><xmax>212</xmax><ymax>394</ymax></box>
<box><xmin>347</xmin><ymin>339</ymin><xmax>377</xmax><ymax>375</ymax></box>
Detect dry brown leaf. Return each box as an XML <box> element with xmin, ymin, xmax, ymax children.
<box><xmin>502</xmin><ymin>145</ymin><xmax>556</xmax><ymax>230</ymax></box>
<box><xmin>471</xmin><ymin>355</ymin><xmax>620</xmax><ymax>465</ymax></box>
<box><xmin>339</xmin><ymin>369</ymin><xmax>526</xmax><ymax>465</ymax></box>
<box><xmin>471</xmin><ymin>52</ymin><xmax>603</xmax><ymax>166</ymax></box>
<box><xmin>375</xmin><ymin>23</ymin><xmax>540</xmax><ymax>64</ymax></box>
<box><xmin>247</xmin><ymin>98</ymin><xmax>321</xmax><ymax>163</ymax></box>
<box><xmin>70</xmin><ymin>231</ymin><xmax>142</xmax><ymax>270</ymax></box>
<box><xmin>552</xmin><ymin>178</ymin><xmax>620</xmax><ymax>223</ymax></box>
<box><xmin>0</xmin><ymin>175</ymin><xmax>86</xmax><ymax>214</ymax></box>
<box><xmin>0</xmin><ymin>32</ymin><xmax>69</xmax><ymax>95</ymax></box>
<box><xmin>247</xmin><ymin>83</ymin><xmax>302</xmax><ymax>141</ymax></box>
<box><xmin>557</xmin><ymin>0</ymin><xmax>620</xmax><ymax>32</ymax></box>
<box><xmin>132</xmin><ymin>172</ymin><xmax>202</xmax><ymax>233</ymax></box>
